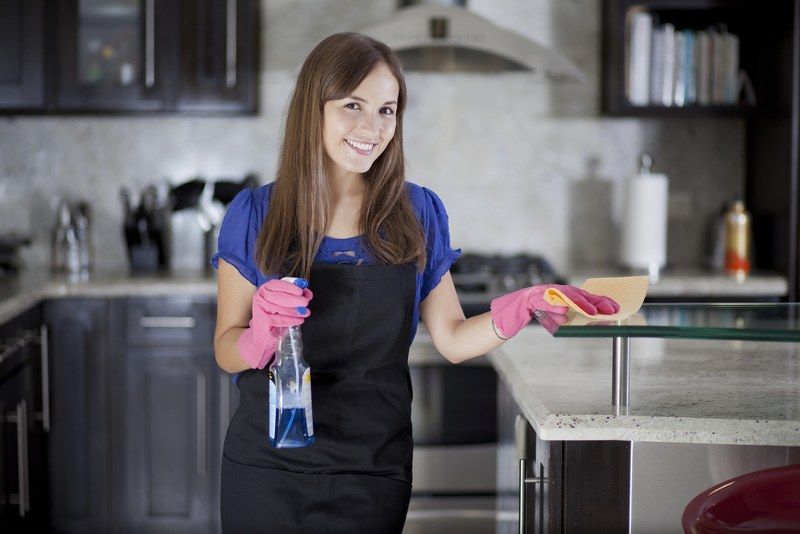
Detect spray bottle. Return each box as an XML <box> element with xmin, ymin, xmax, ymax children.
<box><xmin>268</xmin><ymin>276</ymin><xmax>315</xmax><ymax>448</ymax></box>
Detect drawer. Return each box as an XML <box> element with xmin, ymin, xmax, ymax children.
<box><xmin>125</xmin><ymin>298</ymin><xmax>213</xmax><ymax>347</ymax></box>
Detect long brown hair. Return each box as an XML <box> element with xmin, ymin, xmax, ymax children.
<box><xmin>255</xmin><ymin>32</ymin><xmax>426</xmax><ymax>281</ymax></box>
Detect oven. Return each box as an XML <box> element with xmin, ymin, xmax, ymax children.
<box><xmin>405</xmin><ymin>252</ymin><xmax>563</xmax><ymax>533</ymax></box>
<box><xmin>405</xmin><ymin>326</ymin><xmax>498</xmax><ymax>534</ymax></box>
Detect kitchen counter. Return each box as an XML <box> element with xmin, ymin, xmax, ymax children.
<box><xmin>0</xmin><ymin>270</ymin><xmax>218</xmax><ymax>325</ymax></box>
<box><xmin>488</xmin><ymin>325</ymin><xmax>800</xmax><ymax>446</ymax></box>
<box><xmin>566</xmin><ymin>265</ymin><xmax>787</xmax><ymax>297</ymax></box>
<box><xmin>3</xmin><ymin>265</ymin><xmax>787</xmax><ymax>325</ymax></box>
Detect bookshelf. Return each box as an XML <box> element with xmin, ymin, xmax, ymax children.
<box><xmin>601</xmin><ymin>0</ymin><xmax>793</xmax><ymax>117</ymax></box>
<box><xmin>602</xmin><ymin>0</ymin><xmax>800</xmax><ymax>302</ymax></box>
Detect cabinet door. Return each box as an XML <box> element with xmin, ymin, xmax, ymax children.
<box><xmin>44</xmin><ymin>298</ymin><xmax>111</xmax><ymax>533</ymax></box>
<box><xmin>54</xmin><ymin>0</ymin><xmax>171</xmax><ymax>111</ymax></box>
<box><xmin>120</xmin><ymin>345</ymin><xmax>217</xmax><ymax>533</ymax></box>
<box><xmin>0</xmin><ymin>0</ymin><xmax>44</xmax><ymax>109</ymax></box>
<box><xmin>175</xmin><ymin>0</ymin><xmax>258</xmax><ymax>112</ymax></box>
<box><xmin>211</xmin><ymin>369</ymin><xmax>239</xmax><ymax>533</ymax></box>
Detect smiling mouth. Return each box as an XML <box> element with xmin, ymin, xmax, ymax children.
<box><xmin>345</xmin><ymin>139</ymin><xmax>377</xmax><ymax>155</ymax></box>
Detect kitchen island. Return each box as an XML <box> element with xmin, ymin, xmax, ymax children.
<box><xmin>490</xmin><ymin>324</ymin><xmax>800</xmax><ymax>533</ymax></box>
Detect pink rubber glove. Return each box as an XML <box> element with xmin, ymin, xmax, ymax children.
<box><xmin>490</xmin><ymin>284</ymin><xmax>620</xmax><ymax>339</ymax></box>
<box><xmin>237</xmin><ymin>278</ymin><xmax>314</xmax><ymax>369</ymax></box>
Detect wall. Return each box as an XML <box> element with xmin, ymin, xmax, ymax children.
<box><xmin>0</xmin><ymin>0</ymin><xmax>744</xmax><ymax>274</ymax></box>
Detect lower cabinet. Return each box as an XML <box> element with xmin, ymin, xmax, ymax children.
<box><xmin>45</xmin><ymin>298</ymin><xmax>112</xmax><ymax>533</ymax></box>
<box><xmin>116</xmin><ymin>345</ymin><xmax>218</xmax><ymax>533</ymax></box>
<box><xmin>0</xmin><ymin>304</ymin><xmax>47</xmax><ymax>530</ymax></box>
<box><xmin>497</xmin><ymin>377</ymin><xmax>630</xmax><ymax>534</ymax></box>
<box><xmin>38</xmin><ymin>295</ymin><xmax>237</xmax><ymax>533</ymax></box>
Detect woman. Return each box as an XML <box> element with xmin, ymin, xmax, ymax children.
<box><xmin>212</xmin><ymin>32</ymin><xmax>619</xmax><ymax>534</ymax></box>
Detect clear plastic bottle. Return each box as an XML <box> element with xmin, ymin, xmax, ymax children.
<box><xmin>268</xmin><ymin>277</ymin><xmax>315</xmax><ymax>448</ymax></box>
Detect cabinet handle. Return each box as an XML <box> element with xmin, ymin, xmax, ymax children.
<box><xmin>515</xmin><ymin>414</ymin><xmax>548</xmax><ymax>534</ymax></box>
<box><xmin>226</xmin><ymin>0</ymin><xmax>237</xmax><ymax>87</ymax></box>
<box><xmin>197</xmin><ymin>372</ymin><xmax>207</xmax><ymax>477</ymax></box>
<box><xmin>220</xmin><ymin>374</ymin><xmax>231</xmax><ymax>457</ymax></box>
<box><xmin>145</xmin><ymin>0</ymin><xmax>155</xmax><ymax>87</ymax></box>
<box><xmin>139</xmin><ymin>316</ymin><xmax>196</xmax><ymax>329</ymax></box>
<box><xmin>17</xmin><ymin>400</ymin><xmax>29</xmax><ymax>517</ymax></box>
<box><xmin>40</xmin><ymin>324</ymin><xmax>50</xmax><ymax>433</ymax></box>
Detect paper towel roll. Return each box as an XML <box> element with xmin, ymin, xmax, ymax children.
<box><xmin>620</xmin><ymin>173</ymin><xmax>668</xmax><ymax>272</ymax></box>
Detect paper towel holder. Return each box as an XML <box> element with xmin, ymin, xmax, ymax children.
<box><xmin>619</xmin><ymin>153</ymin><xmax>669</xmax><ymax>283</ymax></box>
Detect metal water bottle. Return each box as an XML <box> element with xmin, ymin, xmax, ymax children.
<box><xmin>268</xmin><ymin>277</ymin><xmax>315</xmax><ymax>448</ymax></box>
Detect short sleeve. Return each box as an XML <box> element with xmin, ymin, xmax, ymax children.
<box><xmin>210</xmin><ymin>188</ymin><xmax>260</xmax><ymax>286</ymax></box>
<box><xmin>420</xmin><ymin>186</ymin><xmax>462</xmax><ymax>302</ymax></box>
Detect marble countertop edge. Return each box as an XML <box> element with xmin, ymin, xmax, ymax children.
<box><xmin>488</xmin><ymin>345</ymin><xmax>800</xmax><ymax>447</ymax></box>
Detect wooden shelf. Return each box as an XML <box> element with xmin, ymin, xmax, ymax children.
<box><xmin>601</xmin><ymin>0</ymin><xmax>793</xmax><ymax>118</ymax></box>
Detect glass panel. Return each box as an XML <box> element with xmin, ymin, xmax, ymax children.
<box><xmin>78</xmin><ymin>0</ymin><xmax>140</xmax><ymax>87</ymax></box>
<box><xmin>534</xmin><ymin>303</ymin><xmax>800</xmax><ymax>342</ymax></box>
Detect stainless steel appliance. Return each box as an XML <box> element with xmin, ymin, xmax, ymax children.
<box><xmin>405</xmin><ymin>253</ymin><xmax>563</xmax><ymax>533</ymax></box>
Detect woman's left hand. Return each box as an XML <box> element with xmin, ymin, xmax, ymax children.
<box><xmin>490</xmin><ymin>284</ymin><xmax>620</xmax><ymax>339</ymax></box>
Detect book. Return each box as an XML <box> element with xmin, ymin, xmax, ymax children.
<box><xmin>661</xmin><ymin>23</ymin><xmax>676</xmax><ymax>106</ymax></box>
<box><xmin>684</xmin><ymin>30</ymin><xmax>696</xmax><ymax>105</ymax></box>
<box><xmin>649</xmin><ymin>26</ymin><xmax>665</xmax><ymax>104</ymax></box>
<box><xmin>711</xmin><ymin>26</ymin><xmax>727</xmax><ymax>104</ymax></box>
<box><xmin>627</xmin><ymin>10</ymin><xmax>653</xmax><ymax>106</ymax></box>
<box><xmin>697</xmin><ymin>30</ymin><xmax>711</xmax><ymax>105</ymax></box>
<box><xmin>724</xmin><ymin>32</ymin><xmax>740</xmax><ymax>103</ymax></box>
<box><xmin>673</xmin><ymin>31</ymin><xmax>686</xmax><ymax>106</ymax></box>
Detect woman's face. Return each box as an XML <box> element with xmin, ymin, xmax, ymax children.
<box><xmin>322</xmin><ymin>63</ymin><xmax>399</xmax><ymax>179</ymax></box>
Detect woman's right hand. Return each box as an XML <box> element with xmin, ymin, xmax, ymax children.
<box><xmin>237</xmin><ymin>278</ymin><xmax>313</xmax><ymax>369</ymax></box>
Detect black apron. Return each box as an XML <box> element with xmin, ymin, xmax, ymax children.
<box><xmin>221</xmin><ymin>262</ymin><xmax>417</xmax><ymax>534</ymax></box>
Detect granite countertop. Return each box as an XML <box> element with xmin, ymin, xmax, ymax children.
<box><xmin>488</xmin><ymin>326</ymin><xmax>800</xmax><ymax>447</ymax></box>
<box><xmin>0</xmin><ymin>265</ymin><xmax>789</xmax><ymax>324</ymax></box>
<box><xmin>0</xmin><ymin>270</ymin><xmax>218</xmax><ymax>324</ymax></box>
<box><xmin>566</xmin><ymin>265</ymin><xmax>787</xmax><ymax>297</ymax></box>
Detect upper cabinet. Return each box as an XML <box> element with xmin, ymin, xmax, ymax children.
<box><xmin>175</xmin><ymin>0</ymin><xmax>258</xmax><ymax>112</ymax></box>
<box><xmin>54</xmin><ymin>0</ymin><xmax>171</xmax><ymax>111</ymax></box>
<box><xmin>0</xmin><ymin>0</ymin><xmax>45</xmax><ymax>109</ymax></box>
<box><xmin>1</xmin><ymin>0</ymin><xmax>259</xmax><ymax>114</ymax></box>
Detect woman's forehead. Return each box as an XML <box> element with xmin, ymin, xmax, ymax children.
<box><xmin>347</xmin><ymin>64</ymin><xmax>399</xmax><ymax>102</ymax></box>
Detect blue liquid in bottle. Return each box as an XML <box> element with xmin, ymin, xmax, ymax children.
<box><xmin>267</xmin><ymin>279</ymin><xmax>315</xmax><ymax>449</ymax></box>
<box><xmin>268</xmin><ymin>405</ymin><xmax>315</xmax><ymax>448</ymax></box>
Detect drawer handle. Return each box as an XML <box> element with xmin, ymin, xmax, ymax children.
<box><xmin>139</xmin><ymin>316</ymin><xmax>196</xmax><ymax>329</ymax></box>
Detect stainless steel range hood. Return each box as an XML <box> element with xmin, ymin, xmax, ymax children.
<box><xmin>360</xmin><ymin>0</ymin><xmax>585</xmax><ymax>80</ymax></box>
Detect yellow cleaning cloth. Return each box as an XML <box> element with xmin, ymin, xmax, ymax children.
<box><xmin>542</xmin><ymin>275</ymin><xmax>650</xmax><ymax>322</ymax></box>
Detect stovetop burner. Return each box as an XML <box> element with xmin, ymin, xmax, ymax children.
<box><xmin>451</xmin><ymin>253</ymin><xmax>565</xmax><ymax>296</ymax></box>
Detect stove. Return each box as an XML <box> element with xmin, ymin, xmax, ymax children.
<box><xmin>451</xmin><ymin>253</ymin><xmax>566</xmax><ymax>316</ymax></box>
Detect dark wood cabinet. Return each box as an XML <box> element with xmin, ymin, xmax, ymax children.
<box><xmin>0</xmin><ymin>304</ymin><xmax>47</xmax><ymax>530</ymax></box>
<box><xmin>2</xmin><ymin>0</ymin><xmax>259</xmax><ymax>114</ymax></box>
<box><xmin>0</xmin><ymin>0</ymin><xmax>45</xmax><ymax>109</ymax></box>
<box><xmin>500</xmin><ymin>377</ymin><xmax>632</xmax><ymax>533</ymax></box>
<box><xmin>118</xmin><ymin>345</ymin><xmax>217</xmax><ymax>532</ymax></box>
<box><xmin>53</xmin><ymin>0</ymin><xmax>172</xmax><ymax>112</ymax></box>
<box><xmin>175</xmin><ymin>0</ymin><xmax>258</xmax><ymax>113</ymax></box>
<box><xmin>114</xmin><ymin>296</ymin><xmax>229</xmax><ymax>533</ymax></box>
<box><xmin>44</xmin><ymin>298</ymin><xmax>112</xmax><ymax>533</ymax></box>
<box><xmin>1</xmin><ymin>295</ymin><xmax>236</xmax><ymax>532</ymax></box>
<box><xmin>601</xmin><ymin>0</ymin><xmax>792</xmax><ymax>118</ymax></box>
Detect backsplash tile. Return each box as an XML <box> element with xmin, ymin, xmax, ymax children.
<box><xmin>0</xmin><ymin>0</ymin><xmax>744</xmax><ymax>275</ymax></box>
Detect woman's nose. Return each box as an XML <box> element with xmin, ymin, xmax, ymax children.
<box><xmin>358</xmin><ymin>113</ymin><xmax>380</xmax><ymax>137</ymax></box>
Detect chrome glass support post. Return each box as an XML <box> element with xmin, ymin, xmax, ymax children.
<box><xmin>612</xmin><ymin>336</ymin><xmax>630</xmax><ymax>406</ymax></box>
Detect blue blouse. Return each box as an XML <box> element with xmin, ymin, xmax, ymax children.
<box><xmin>210</xmin><ymin>180</ymin><xmax>462</xmax><ymax>344</ymax></box>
